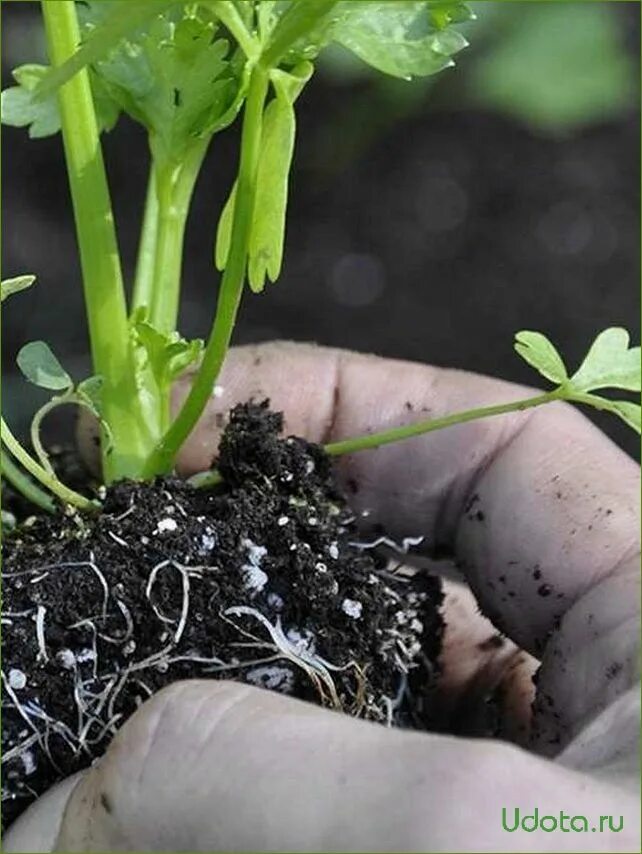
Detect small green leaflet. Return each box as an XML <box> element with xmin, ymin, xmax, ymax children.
<box><xmin>569</xmin><ymin>327</ymin><xmax>640</xmax><ymax>393</ymax></box>
<box><xmin>515</xmin><ymin>328</ymin><xmax>641</xmax><ymax>434</ymax></box>
<box><xmin>514</xmin><ymin>330</ymin><xmax>568</xmax><ymax>385</ymax></box>
<box><xmin>76</xmin><ymin>376</ymin><xmax>105</xmax><ymax>418</ymax></box>
<box><xmin>17</xmin><ymin>341</ymin><xmax>73</xmax><ymax>392</ymax></box>
<box><xmin>80</xmin><ymin>8</ymin><xmax>244</xmax><ymax>165</ymax></box>
<box><xmin>247</xmin><ymin>96</ymin><xmax>295</xmax><ymax>292</ymax></box>
<box><xmin>1</xmin><ymin>66</ymin><xmax>61</xmax><ymax>138</ymax></box>
<box><xmin>263</xmin><ymin>0</ymin><xmax>340</xmax><ymax>66</ymax></box>
<box><xmin>215</xmin><ymin>182</ymin><xmax>236</xmax><ymax>273</ymax></box>
<box><xmin>34</xmin><ymin>0</ymin><xmax>178</xmax><ymax>100</ymax></box>
<box><xmin>265</xmin><ymin>1</ymin><xmax>472</xmax><ymax>75</ymax></box>
<box><xmin>247</xmin><ymin>64</ymin><xmax>312</xmax><ymax>292</ymax></box>
<box><xmin>132</xmin><ymin>316</ymin><xmax>203</xmax><ymax>389</ymax></box>
<box><xmin>1</xmin><ymin>274</ymin><xmax>35</xmax><ymax>302</ymax></box>
<box><xmin>1</xmin><ymin>64</ymin><xmax>119</xmax><ymax>138</ymax></box>
<box><xmin>216</xmin><ymin>63</ymin><xmax>312</xmax><ymax>291</ymax></box>
<box><xmin>331</xmin><ymin>1</ymin><xmax>470</xmax><ymax>80</ymax></box>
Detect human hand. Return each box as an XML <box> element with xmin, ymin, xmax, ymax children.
<box><xmin>7</xmin><ymin>342</ymin><xmax>640</xmax><ymax>853</ymax></box>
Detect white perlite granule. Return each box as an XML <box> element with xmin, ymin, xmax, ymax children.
<box><xmin>244</xmin><ymin>564</ymin><xmax>268</xmax><ymax>592</ymax></box>
<box><xmin>21</xmin><ymin>750</ymin><xmax>36</xmax><ymax>776</ymax></box>
<box><xmin>246</xmin><ymin>665</ymin><xmax>294</xmax><ymax>694</ymax></box>
<box><xmin>56</xmin><ymin>649</ymin><xmax>76</xmax><ymax>670</ymax></box>
<box><xmin>286</xmin><ymin>627</ymin><xmax>316</xmax><ymax>654</ymax></box>
<box><xmin>8</xmin><ymin>669</ymin><xmax>26</xmax><ymax>690</ymax></box>
<box><xmin>156</xmin><ymin>518</ymin><xmax>178</xmax><ymax>534</ymax></box>
<box><xmin>199</xmin><ymin>528</ymin><xmax>217</xmax><ymax>554</ymax></box>
<box><xmin>242</xmin><ymin>539</ymin><xmax>269</xmax><ymax>592</ymax></box>
<box><xmin>341</xmin><ymin>598</ymin><xmax>363</xmax><ymax>619</ymax></box>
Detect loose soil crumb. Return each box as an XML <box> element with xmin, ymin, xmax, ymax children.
<box><xmin>1</xmin><ymin>402</ymin><xmax>442</xmax><ymax>826</ymax></box>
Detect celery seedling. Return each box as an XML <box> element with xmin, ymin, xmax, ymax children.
<box><xmin>1</xmin><ymin>1</ymin><xmax>639</xmax><ymax>512</ymax></box>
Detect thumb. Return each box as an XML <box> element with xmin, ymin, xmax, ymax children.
<box><xmin>7</xmin><ymin>680</ymin><xmax>638</xmax><ymax>853</ymax></box>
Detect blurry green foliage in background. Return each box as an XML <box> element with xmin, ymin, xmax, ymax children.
<box><xmin>467</xmin><ymin>1</ymin><xmax>637</xmax><ymax>132</ymax></box>
<box><xmin>318</xmin><ymin>0</ymin><xmax>638</xmax><ymax>136</ymax></box>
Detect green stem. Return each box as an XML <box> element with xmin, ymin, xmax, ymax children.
<box><xmin>30</xmin><ymin>397</ymin><xmax>62</xmax><ymax>476</ymax></box>
<box><xmin>148</xmin><ymin>140</ymin><xmax>210</xmax><ymax>334</ymax></box>
<box><xmin>189</xmin><ymin>391</ymin><xmax>561</xmax><ymax>489</ymax></box>
<box><xmin>260</xmin><ymin>0</ymin><xmax>340</xmax><ymax>69</ymax></box>
<box><xmin>142</xmin><ymin>67</ymin><xmax>269</xmax><ymax>478</ymax></box>
<box><xmin>1</xmin><ymin>419</ymin><xmax>98</xmax><ymax>511</ymax></box>
<box><xmin>1</xmin><ymin>450</ymin><xmax>56</xmax><ymax>513</ymax></box>
<box><xmin>208</xmin><ymin>1</ymin><xmax>259</xmax><ymax>59</ymax></box>
<box><xmin>41</xmin><ymin>0</ymin><xmax>145</xmax><ymax>482</ymax></box>
<box><xmin>324</xmin><ymin>391</ymin><xmax>559</xmax><ymax>457</ymax></box>
<box><xmin>132</xmin><ymin>162</ymin><xmax>160</xmax><ymax>313</ymax></box>
<box><xmin>30</xmin><ymin>392</ymin><xmax>109</xmax><ymax>477</ymax></box>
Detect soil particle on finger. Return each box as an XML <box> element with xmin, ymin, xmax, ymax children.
<box><xmin>477</xmin><ymin>634</ymin><xmax>505</xmax><ymax>652</ymax></box>
<box><xmin>605</xmin><ymin>662</ymin><xmax>623</xmax><ymax>680</ymax></box>
<box><xmin>1</xmin><ymin>401</ymin><xmax>443</xmax><ymax>826</ymax></box>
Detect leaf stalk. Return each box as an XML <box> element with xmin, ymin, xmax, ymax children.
<box><xmin>142</xmin><ymin>65</ymin><xmax>270</xmax><ymax>477</ymax></box>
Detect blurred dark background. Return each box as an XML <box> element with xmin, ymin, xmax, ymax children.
<box><xmin>2</xmin><ymin>1</ymin><xmax>640</xmax><ymax>458</ymax></box>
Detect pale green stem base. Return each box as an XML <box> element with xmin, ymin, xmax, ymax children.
<box><xmin>1</xmin><ymin>418</ymin><xmax>97</xmax><ymax>510</ymax></box>
<box><xmin>132</xmin><ymin>162</ymin><xmax>160</xmax><ymax>313</ymax></box>
<box><xmin>142</xmin><ymin>68</ymin><xmax>269</xmax><ymax>478</ymax></box>
<box><xmin>148</xmin><ymin>141</ymin><xmax>210</xmax><ymax>334</ymax></box>
<box><xmin>1</xmin><ymin>451</ymin><xmax>56</xmax><ymax>513</ymax></box>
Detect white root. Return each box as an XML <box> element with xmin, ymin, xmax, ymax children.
<box><xmin>35</xmin><ymin>606</ymin><xmax>48</xmax><ymax>663</ymax></box>
<box><xmin>67</xmin><ymin>618</ymin><xmax>99</xmax><ymax>679</ymax></box>
<box><xmin>224</xmin><ymin>606</ymin><xmax>345</xmax><ymax>708</ymax></box>
<box><xmin>1</xmin><ymin>670</ymin><xmax>49</xmax><ymax>763</ymax></box>
<box><xmin>115</xmin><ymin>599</ymin><xmax>134</xmax><ymax>642</ymax></box>
<box><xmin>77</xmin><ymin>675</ymin><xmax>117</xmax><ymax>749</ymax></box>
<box><xmin>113</xmin><ymin>502</ymin><xmax>136</xmax><ymax>522</ymax></box>
<box><xmin>106</xmin><ymin>671</ymin><xmax>130</xmax><ymax>722</ymax></box>
<box><xmin>146</xmin><ymin>562</ymin><xmax>180</xmax><ymax>621</ymax></box>
<box><xmin>145</xmin><ymin>561</ymin><xmax>197</xmax><ymax>645</ymax></box>
<box><xmin>88</xmin><ymin>553</ymin><xmax>110</xmax><ymax>618</ymax></box>
<box><xmin>379</xmin><ymin>674</ymin><xmax>408</xmax><ymax>727</ymax></box>
<box><xmin>348</xmin><ymin>534</ymin><xmax>424</xmax><ymax>554</ymax></box>
<box><xmin>22</xmin><ymin>700</ymin><xmax>79</xmax><ymax>753</ymax></box>
<box><xmin>84</xmin><ymin>713</ymin><xmax>123</xmax><ymax>745</ymax></box>
<box><xmin>132</xmin><ymin>678</ymin><xmax>153</xmax><ymax>698</ymax></box>
<box><xmin>98</xmin><ymin>598</ymin><xmax>136</xmax><ymax>645</ymax></box>
<box><xmin>1</xmin><ymin>732</ymin><xmax>40</xmax><ymax>765</ymax></box>
<box><xmin>166</xmin><ymin>653</ymin><xmax>281</xmax><ymax>674</ymax></box>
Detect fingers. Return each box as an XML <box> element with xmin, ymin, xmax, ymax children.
<box><xmin>2</xmin><ymin>774</ymin><xmax>82</xmax><ymax>854</ymax></box>
<box><xmin>435</xmin><ymin>577</ymin><xmax>536</xmax><ymax>744</ymax></box>
<box><xmin>173</xmin><ymin>342</ymin><xmax>639</xmax><ymax>657</ymax></box>
<box><xmin>49</xmin><ymin>681</ymin><xmax>639</xmax><ymax>853</ymax></box>
<box><xmin>531</xmin><ymin>555</ymin><xmax>640</xmax><ymax>758</ymax></box>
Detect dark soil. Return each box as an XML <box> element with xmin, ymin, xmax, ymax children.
<box><xmin>1</xmin><ymin>402</ymin><xmax>442</xmax><ymax>827</ymax></box>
